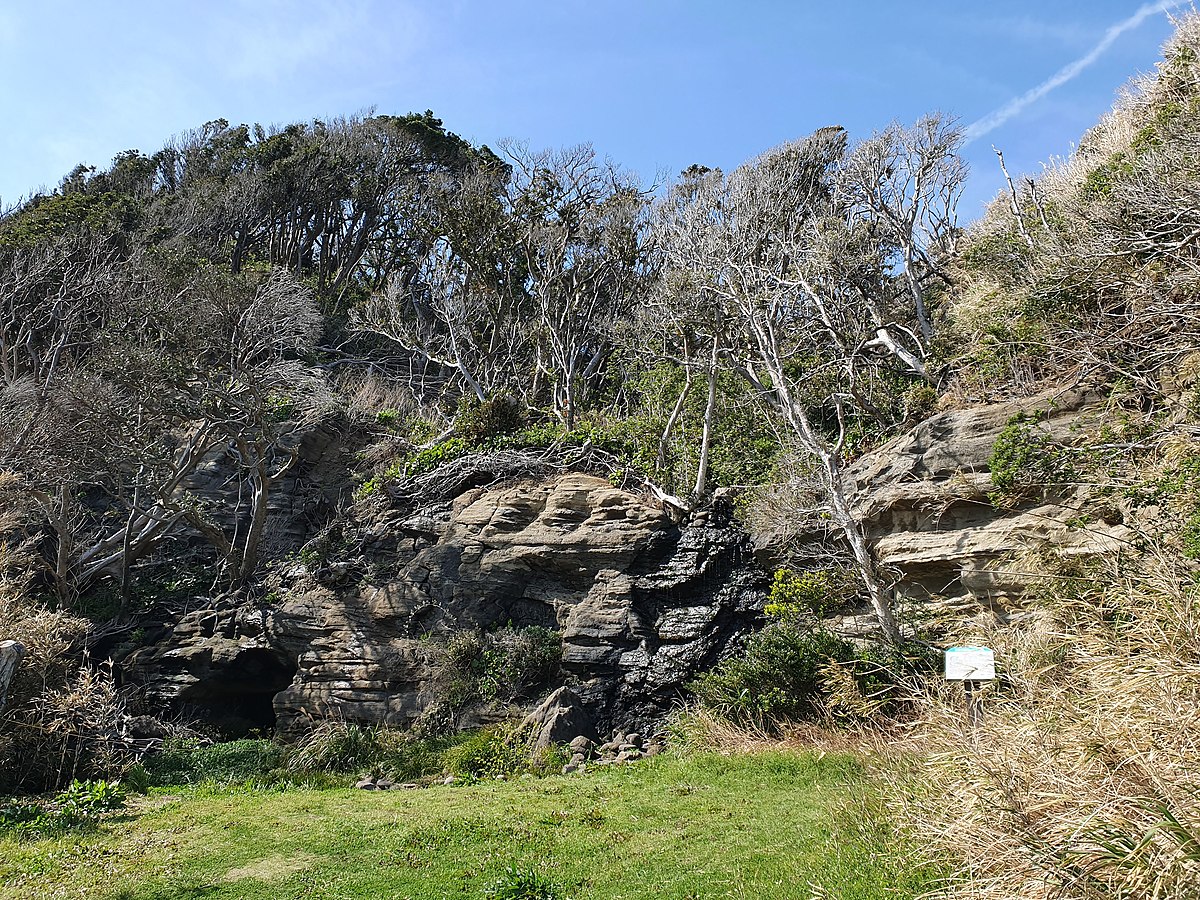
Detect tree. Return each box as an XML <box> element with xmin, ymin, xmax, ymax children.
<box><xmin>179</xmin><ymin>268</ymin><xmax>331</xmax><ymax>586</ymax></box>
<box><xmin>353</xmin><ymin>160</ymin><xmax>533</xmax><ymax>417</ymax></box>
<box><xmin>647</xmin><ymin>164</ymin><xmax>730</xmax><ymax>499</ymax></box>
<box><xmin>652</xmin><ymin>121</ymin><xmax>964</xmax><ymax>644</ymax></box>
<box><xmin>836</xmin><ymin>114</ymin><xmax>965</xmax><ymax>380</ymax></box>
<box><xmin>505</xmin><ymin>142</ymin><xmax>653</xmax><ymax>428</ymax></box>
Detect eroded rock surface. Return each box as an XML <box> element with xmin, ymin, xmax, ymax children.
<box><xmin>129</xmin><ymin>467</ymin><xmax>765</xmax><ymax>735</ymax></box>
<box><xmin>0</xmin><ymin>640</ymin><xmax>25</xmax><ymax>712</ymax></box>
<box><xmin>845</xmin><ymin>387</ymin><xmax>1133</xmax><ymax>618</ymax></box>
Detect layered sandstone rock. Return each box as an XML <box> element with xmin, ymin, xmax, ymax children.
<box><xmin>128</xmin><ymin>466</ymin><xmax>765</xmax><ymax>735</ymax></box>
<box><xmin>845</xmin><ymin>387</ymin><xmax>1133</xmax><ymax>619</ymax></box>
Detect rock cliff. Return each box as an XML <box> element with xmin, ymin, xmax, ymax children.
<box><xmin>127</xmin><ymin>386</ymin><xmax>1133</xmax><ymax>735</ymax></box>
<box><xmin>843</xmin><ymin>386</ymin><xmax>1132</xmax><ymax>624</ymax></box>
<box><xmin>128</xmin><ymin>456</ymin><xmax>765</xmax><ymax>736</ymax></box>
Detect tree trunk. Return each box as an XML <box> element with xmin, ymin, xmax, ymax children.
<box><xmin>693</xmin><ymin>343</ymin><xmax>719</xmax><ymax>498</ymax></box>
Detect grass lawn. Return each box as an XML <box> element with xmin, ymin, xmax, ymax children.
<box><xmin>0</xmin><ymin>751</ymin><xmax>937</xmax><ymax>900</ymax></box>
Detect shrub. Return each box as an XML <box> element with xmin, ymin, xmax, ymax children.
<box><xmin>1149</xmin><ymin>452</ymin><xmax>1200</xmax><ymax>560</ymax></box>
<box><xmin>441</xmin><ymin>726</ymin><xmax>528</xmax><ymax>779</ymax></box>
<box><xmin>456</xmin><ymin>395</ymin><xmax>526</xmax><ymax>445</ymax></box>
<box><xmin>438</xmin><ymin>626</ymin><xmax>562</xmax><ymax>711</ymax></box>
<box><xmin>0</xmin><ymin>662</ymin><xmax>144</xmax><ymax>793</ymax></box>
<box><xmin>690</xmin><ymin>622</ymin><xmax>857</xmax><ymax>724</ymax></box>
<box><xmin>987</xmin><ymin>413</ymin><xmax>1073</xmax><ymax>504</ymax></box>
<box><xmin>764</xmin><ymin>568</ymin><xmax>855</xmax><ymax>621</ymax></box>
<box><xmin>903</xmin><ymin>547</ymin><xmax>1200</xmax><ymax>900</ymax></box>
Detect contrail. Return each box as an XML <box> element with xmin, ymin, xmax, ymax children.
<box><xmin>963</xmin><ymin>0</ymin><xmax>1188</xmax><ymax>144</ymax></box>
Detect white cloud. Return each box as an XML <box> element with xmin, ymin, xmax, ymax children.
<box><xmin>963</xmin><ymin>0</ymin><xmax>1188</xmax><ymax>145</ymax></box>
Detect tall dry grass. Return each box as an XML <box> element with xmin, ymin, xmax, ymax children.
<box><xmin>895</xmin><ymin>548</ymin><xmax>1200</xmax><ymax>900</ymax></box>
<box><xmin>0</xmin><ymin>471</ymin><xmax>162</xmax><ymax>792</ymax></box>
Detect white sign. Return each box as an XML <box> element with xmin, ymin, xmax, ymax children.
<box><xmin>944</xmin><ymin>646</ymin><xmax>995</xmax><ymax>681</ymax></box>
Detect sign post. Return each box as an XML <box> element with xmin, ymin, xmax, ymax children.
<box><xmin>944</xmin><ymin>646</ymin><xmax>995</xmax><ymax>727</ymax></box>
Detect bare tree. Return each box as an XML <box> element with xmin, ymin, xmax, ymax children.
<box><xmin>651</xmin><ymin>124</ymin><xmax>965</xmax><ymax>644</ymax></box>
<box><xmin>647</xmin><ymin>165</ymin><xmax>730</xmax><ymax>499</ymax></box>
<box><xmin>505</xmin><ymin>143</ymin><xmax>653</xmax><ymax>428</ymax></box>
<box><xmin>837</xmin><ymin>114</ymin><xmax>966</xmax><ymax>380</ymax></box>
<box><xmin>182</xmin><ymin>268</ymin><xmax>331</xmax><ymax>586</ymax></box>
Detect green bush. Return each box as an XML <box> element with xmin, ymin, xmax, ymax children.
<box><xmin>440</xmin><ymin>626</ymin><xmax>562</xmax><ymax>709</ymax></box>
<box><xmin>456</xmin><ymin>395</ymin><xmax>526</xmax><ymax>444</ymax></box>
<box><xmin>690</xmin><ymin>623</ymin><xmax>856</xmax><ymax>724</ymax></box>
<box><xmin>441</xmin><ymin>727</ymin><xmax>528</xmax><ymax>779</ymax></box>
<box><xmin>764</xmin><ymin>568</ymin><xmax>855</xmax><ymax>621</ymax></box>
<box><xmin>286</xmin><ymin>721</ymin><xmax>397</xmax><ymax>774</ymax></box>
<box><xmin>1146</xmin><ymin>452</ymin><xmax>1200</xmax><ymax>559</ymax></box>
<box><xmin>988</xmin><ymin>413</ymin><xmax>1073</xmax><ymax>503</ymax></box>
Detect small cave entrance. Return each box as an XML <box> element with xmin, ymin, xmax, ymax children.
<box><xmin>184</xmin><ymin>648</ymin><xmax>297</xmax><ymax>738</ymax></box>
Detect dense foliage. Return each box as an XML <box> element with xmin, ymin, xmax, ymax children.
<box><xmin>0</xmin><ymin>97</ymin><xmax>960</xmax><ymax>652</ymax></box>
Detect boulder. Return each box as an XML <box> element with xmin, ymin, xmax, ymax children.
<box><xmin>522</xmin><ymin>687</ymin><xmax>595</xmax><ymax>752</ymax></box>
<box><xmin>568</xmin><ymin>735</ymin><xmax>594</xmax><ymax>757</ymax></box>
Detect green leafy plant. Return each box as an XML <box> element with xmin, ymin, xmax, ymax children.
<box><xmin>988</xmin><ymin>413</ymin><xmax>1073</xmax><ymax>504</ymax></box>
<box><xmin>764</xmin><ymin>568</ymin><xmax>855</xmax><ymax>621</ymax></box>
<box><xmin>486</xmin><ymin>866</ymin><xmax>566</xmax><ymax>900</ymax></box>
<box><xmin>0</xmin><ymin>779</ymin><xmax>126</xmax><ymax>839</ymax></box>
<box><xmin>441</xmin><ymin>726</ymin><xmax>529</xmax><ymax>779</ymax></box>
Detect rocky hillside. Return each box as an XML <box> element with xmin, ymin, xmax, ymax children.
<box><xmin>117</xmin><ymin>379</ymin><xmax>1152</xmax><ymax>738</ymax></box>
<box><xmin>126</xmin><ymin>456</ymin><xmax>765</xmax><ymax>738</ymax></box>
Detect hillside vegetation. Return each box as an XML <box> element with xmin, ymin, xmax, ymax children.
<box><xmin>899</xmin><ymin>16</ymin><xmax>1200</xmax><ymax>900</ymax></box>
<box><xmin>1</xmin><ymin>10</ymin><xmax>1200</xmax><ymax>900</ymax></box>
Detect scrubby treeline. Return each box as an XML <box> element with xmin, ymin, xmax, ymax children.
<box><xmin>0</xmin><ymin>104</ymin><xmax>963</xmax><ymax>626</ymax></box>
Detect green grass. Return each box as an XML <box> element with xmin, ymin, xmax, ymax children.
<box><xmin>0</xmin><ymin>751</ymin><xmax>939</xmax><ymax>900</ymax></box>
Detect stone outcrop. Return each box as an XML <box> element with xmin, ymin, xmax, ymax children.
<box><xmin>0</xmin><ymin>640</ymin><xmax>25</xmax><ymax>712</ymax></box>
<box><xmin>127</xmin><ymin>386</ymin><xmax>1136</xmax><ymax>735</ymax></box>
<box><xmin>522</xmin><ymin>687</ymin><xmax>595</xmax><ymax>751</ymax></box>
<box><xmin>843</xmin><ymin>386</ymin><xmax>1133</xmax><ymax>619</ymax></box>
<box><xmin>129</xmin><ymin>462</ymin><xmax>766</xmax><ymax>736</ymax></box>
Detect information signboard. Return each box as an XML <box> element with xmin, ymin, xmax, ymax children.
<box><xmin>944</xmin><ymin>646</ymin><xmax>996</xmax><ymax>681</ymax></box>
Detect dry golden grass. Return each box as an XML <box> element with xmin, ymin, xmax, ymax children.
<box><xmin>892</xmin><ymin>548</ymin><xmax>1200</xmax><ymax>900</ymax></box>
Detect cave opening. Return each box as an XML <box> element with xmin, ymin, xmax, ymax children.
<box><xmin>185</xmin><ymin>648</ymin><xmax>297</xmax><ymax>737</ymax></box>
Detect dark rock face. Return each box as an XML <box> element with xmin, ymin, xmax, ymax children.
<box><xmin>128</xmin><ymin>467</ymin><xmax>766</xmax><ymax>736</ymax></box>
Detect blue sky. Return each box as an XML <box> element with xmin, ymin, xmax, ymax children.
<box><xmin>0</xmin><ymin>1</ymin><xmax>1189</xmax><ymax>220</ymax></box>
